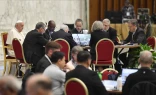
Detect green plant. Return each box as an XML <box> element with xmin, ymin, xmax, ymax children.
<box><xmin>128</xmin><ymin>44</ymin><xmax>156</xmax><ymax>68</ymax></box>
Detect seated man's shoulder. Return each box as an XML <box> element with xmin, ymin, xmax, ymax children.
<box><xmin>71</xmin><ymin>28</ymin><xmax>77</xmax><ymax>33</ymax></box>
<box><xmin>110</xmin><ymin>27</ymin><xmax>117</xmax><ymax>31</ymax></box>
<box><xmin>137</xmin><ymin>27</ymin><xmax>144</xmax><ymax>32</ymax></box>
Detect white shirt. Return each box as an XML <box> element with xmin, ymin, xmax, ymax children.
<box><xmin>45</xmin><ymin>54</ymin><xmax>52</xmax><ymax>64</ymax></box>
<box><xmin>6</xmin><ymin>28</ymin><xmax>25</xmax><ymax>45</ymax></box>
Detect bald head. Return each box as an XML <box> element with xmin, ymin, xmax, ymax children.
<box><xmin>48</xmin><ymin>20</ymin><xmax>56</xmax><ymax>32</ymax></box>
<box><xmin>0</xmin><ymin>75</ymin><xmax>21</xmax><ymax>95</ymax></box>
<box><xmin>26</xmin><ymin>74</ymin><xmax>52</xmax><ymax>95</ymax></box>
<box><xmin>139</xmin><ymin>50</ymin><xmax>153</xmax><ymax>66</ymax></box>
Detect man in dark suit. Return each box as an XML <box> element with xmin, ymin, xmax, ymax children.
<box><xmin>103</xmin><ymin>18</ymin><xmax>117</xmax><ymax>44</ymax></box>
<box><xmin>122</xmin><ymin>50</ymin><xmax>156</xmax><ymax>95</ymax></box>
<box><xmin>123</xmin><ymin>19</ymin><xmax>146</xmax><ymax>44</ymax></box>
<box><xmin>71</xmin><ymin>19</ymin><xmax>84</xmax><ymax>34</ymax></box>
<box><xmin>120</xmin><ymin>19</ymin><xmax>147</xmax><ymax>68</ymax></box>
<box><xmin>51</xmin><ymin>24</ymin><xmax>77</xmax><ymax>49</ymax></box>
<box><xmin>35</xmin><ymin>41</ymin><xmax>61</xmax><ymax>73</ymax></box>
<box><xmin>66</xmin><ymin>51</ymin><xmax>108</xmax><ymax>95</ymax></box>
<box><xmin>43</xmin><ymin>20</ymin><xmax>56</xmax><ymax>41</ymax></box>
<box><xmin>23</xmin><ymin>22</ymin><xmax>48</xmax><ymax>72</ymax></box>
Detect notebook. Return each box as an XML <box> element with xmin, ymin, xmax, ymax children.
<box><xmin>121</xmin><ymin>68</ymin><xmax>138</xmax><ymax>84</ymax></box>
<box><xmin>72</xmin><ymin>34</ymin><xmax>91</xmax><ymax>46</ymax></box>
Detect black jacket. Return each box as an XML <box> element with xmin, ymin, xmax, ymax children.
<box><xmin>129</xmin><ymin>81</ymin><xmax>156</xmax><ymax>95</ymax></box>
<box><xmin>71</xmin><ymin>28</ymin><xmax>83</xmax><ymax>34</ymax></box>
<box><xmin>35</xmin><ymin>55</ymin><xmax>51</xmax><ymax>73</ymax></box>
<box><xmin>66</xmin><ymin>65</ymin><xmax>108</xmax><ymax>95</ymax></box>
<box><xmin>23</xmin><ymin>29</ymin><xmax>48</xmax><ymax>65</ymax></box>
<box><xmin>123</xmin><ymin>27</ymin><xmax>146</xmax><ymax>44</ymax></box>
<box><xmin>43</xmin><ymin>29</ymin><xmax>54</xmax><ymax>40</ymax></box>
<box><xmin>89</xmin><ymin>30</ymin><xmax>109</xmax><ymax>60</ymax></box>
<box><xmin>51</xmin><ymin>29</ymin><xmax>77</xmax><ymax>49</ymax></box>
<box><xmin>107</xmin><ymin>27</ymin><xmax>117</xmax><ymax>43</ymax></box>
<box><xmin>122</xmin><ymin>67</ymin><xmax>156</xmax><ymax>95</ymax></box>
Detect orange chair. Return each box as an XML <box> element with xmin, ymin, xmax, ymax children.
<box><xmin>92</xmin><ymin>38</ymin><xmax>115</xmax><ymax>70</ymax></box>
<box><xmin>1</xmin><ymin>32</ymin><xmax>16</xmax><ymax>76</ymax></box>
<box><xmin>101</xmin><ymin>68</ymin><xmax>118</xmax><ymax>80</ymax></box>
<box><xmin>147</xmin><ymin>36</ymin><xmax>156</xmax><ymax>49</ymax></box>
<box><xmin>54</xmin><ymin>39</ymin><xmax>70</xmax><ymax>62</ymax></box>
<box><xmin>65</xmin><ymin>78</ymin><xmax>88</xmax><ymax>95</ymax></box>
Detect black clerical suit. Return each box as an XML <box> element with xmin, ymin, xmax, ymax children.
<box><xmin>107</xmin><ymin>27</ymin><xmax>117</xmax><ymax>43</ymax></box>
<box><xmin>66</xmin><ymin>65</ymin><xmax>108</xmax><ymax>95</ymax></box>
<box><xmin>35</xmin><ymin>55</ymin><xmax>51</xmax><ymax>73</ymax></box>
<box><xmin>43</xmin><ymin>29</ymin><xmax>54</xmax><ymax>40</ymax></box>
<box><xmin>71</xmin><ymin>28</ymin><xmax>83</xmax><ymax>34</ymax></box>
<box><xmin>51</xmin><ymin>29</ymin><xmax>77</xmax><ymax>49</ymax></box>
<box><xmin>89</xmin><ymin>30</ymin><xmax>109</xmax><ymax>60</ymax></box>
<box><xmin>23</xmin><ymin>29</ymin><xmax>48</xmax><ymax>72</ymax></box>
<box><xmin>122</xmin><ymin>67</ymin><xmax>156</xmax><ymax>95</ymax></box>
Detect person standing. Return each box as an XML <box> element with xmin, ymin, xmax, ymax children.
<box><xmin>121</xmin><ymin>0</ymin><xmax>135</xmax><ymax>19</ymax></box>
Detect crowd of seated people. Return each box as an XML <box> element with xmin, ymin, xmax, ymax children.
<box><xmin>3</xmin><ymin>16</ymin><xmax>156</xmax><ymax>95</ymax></box>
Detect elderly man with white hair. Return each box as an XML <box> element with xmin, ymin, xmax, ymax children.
<box><xmin>103</xmin><ymin>18</ymin><xmax>117</xmax><ymax>44</ymax></box>
<box><xmin>51</xmin><ymin>24</ymin><xmax>77</xmax><ymax>49</ymax></box>
<box><xmin>6</xmin><ymin>20</ymin><xmax>25</xmax><ymax>57</ymax></box>
<box><xmin>122</xmin><ymin>50</ymin><xmax>156</xmax><ymax>95</ymax></box>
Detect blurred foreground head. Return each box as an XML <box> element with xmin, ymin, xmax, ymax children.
<box><xmin>26</xmin><ymin>74</ymin><xmax>52</xmax><ymax>95</ymax></box>
<box><xmin>0</xmin><ymin>75</ymin><xmax>21</xmax><ymax>95</ymax></box>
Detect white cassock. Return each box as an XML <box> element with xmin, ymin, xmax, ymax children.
<box><xmin>5</xmin><ymin>28</ymin><xmax>25</xmax><ymax>75</ymax></box>
<box><xmin>6</xmin><ymin>28</ymin><xmax>25</xmax><ymax>57</ymax></box>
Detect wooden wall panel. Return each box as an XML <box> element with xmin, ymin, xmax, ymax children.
<box><xmin>89</xmin><ymin>0</ymin><xmax>155</xmax><ymax>30</ymax></box>
<box><xmin>120</xmin><ymin>0</ymin><xmax>125</xmax><ymax>10</ymax></box>
<box><xmin>154</xmin><ymin>0</ymin><xmax>156</xmax><ymax>13</ymax></box>
<box><xmin>89</xmin><ymin>0</ymin><xmax>100</xmax><ymax>31</ymax></box>
<box><xmin>107</xmin><ymin>0</ymin><xmax>113</xmax><ymax>11</ymax></box>
<box><xmin>133</xmin><ymin>0</ymin><xmax>139</xmax><ymax>15</ymax></box>
<box><xmin>147</xmin><ymin>0</ymin><xmax>153</xmax><ymax>15</ymax></box>
<box><xmin>114</xmin><ymin>0</ymin><xmax>120</xmax><ymax>11</ymax></box>
<box><xmin>100</xmin><ymin>0</ymin><xmax>107</xmax><ymax>20</ymax></box>
<box><xmin>140</xmin><ymin>0</ymin><xmax>146</xmax><ymax>8</ymax></box>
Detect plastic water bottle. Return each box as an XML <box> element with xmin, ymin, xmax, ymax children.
<box><xmin>117</xmin><ymin>75</ymin><xmax>122</xmax><ymax>91</ymax></box>
<box><xmin>97</xmin><ymin>72</ymin><xmax>102</xmax><ymax>80</ymax></box>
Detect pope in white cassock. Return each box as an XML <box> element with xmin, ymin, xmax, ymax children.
<box><xmin>6</xmin><ymin>20</ymin><xmax>25</xmax><ymax>57</ymax></box>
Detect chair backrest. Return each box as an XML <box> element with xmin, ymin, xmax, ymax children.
<box><xmin>130</xmin><ymin>81</ymin><xmax>156</xmax><ymax>95</ymax></box>
<box><xmin>101</xmin><ymin>68</ymin><xmax>118</xmax><ymax>80</ymax></box>
<box><xmin>54</xmin><ymin>39</ymin><xmax>70</xmax><ymax>62</ymax></box>
<box><xmin>1</xmin><ymin>32</ymin><xmax>8</xmax><ymax>55</ymax></box>
<box><xmin>12</xmin><ymin>38</ymin><xmax>27</xmax><ymax>63</ymax></box>
<box><xmin>95</xmin><ymin>38</ymin><xmax>115</xmax><ymax>64</ymax></box>
<box><xmin>147</xmin><ymin>36</ymin><xmax>156</xmax><ymax>49</ymax></box>
<box><xmin>65</xmin><ymin>78</ymin><xmax>88</xmax><ymax>95</ymax></box>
